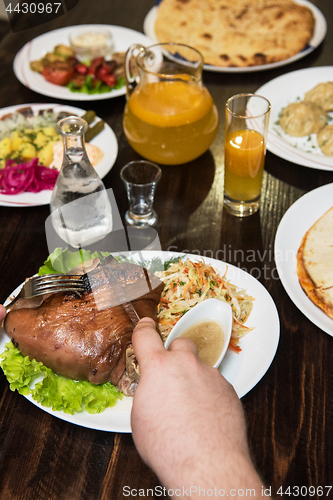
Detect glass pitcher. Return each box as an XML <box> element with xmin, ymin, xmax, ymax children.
<box><xmin>123</xmin><ymin>43</ymin><xmax>219</xmax><ymax>165</ymax></box>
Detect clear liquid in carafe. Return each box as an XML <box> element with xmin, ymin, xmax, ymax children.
<box><xmin>49</xmin><ymin>117</ymin><xmax>112</xmax><ymax>249</ymax></box>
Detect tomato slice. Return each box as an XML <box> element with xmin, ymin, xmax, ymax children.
<box><xmin>42</xmin><ymin>61</ymin><xmax>75</xmax><ymax>86</ymax></box>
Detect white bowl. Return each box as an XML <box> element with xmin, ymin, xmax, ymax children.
<box><xmin>164</xmin><ymin>298</ymin><xmax>233</xmax><ymax>368</ymax></box>
<box><xmin>69</xmin><ymin>28</ymin><xmax>114</xmax><ymax>61</ymax></box>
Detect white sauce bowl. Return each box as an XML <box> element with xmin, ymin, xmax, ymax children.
<box><xmin>164</xmin><ymin>298</ymin><xmax>233</xmax><ymax>368</ymax></box>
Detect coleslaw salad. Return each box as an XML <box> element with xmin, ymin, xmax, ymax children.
<box><xmin>156</xmin><ymin>258</ymin><xmax>254</xmax><ymax>352</ymax></box>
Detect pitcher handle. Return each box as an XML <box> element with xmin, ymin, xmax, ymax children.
<box><xmin>125</xmin><ymin>43</ymin><xmax>145</xmax><ymax>98</ymax></box>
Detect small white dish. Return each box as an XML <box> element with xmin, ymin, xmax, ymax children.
<box><xmin>164</xmin><ymin>298</ymin><xmax>233</xmax><ymax>368</ymax></box>
<box><xmin>69</xmin><ymin>28</ymin><xmax>114</xmax><ymax>61</ymax></box>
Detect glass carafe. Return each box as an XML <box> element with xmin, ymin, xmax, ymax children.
<box><xmin>123</xmin><ymin>43</ymin><xmax>219</xmax><ymax>165</ymax></box>
<box><xmin>50</xmin><ymin>116</ymin><xmax>112</xmax><ymax>248</ymax></box>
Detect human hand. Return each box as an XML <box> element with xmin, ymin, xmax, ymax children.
<box><xmin>0</xmin><ymin>304</ymin><xmax>6</xmax><ymax>323</ymax></box>
<box><xmin>131</xmin><ymin>318</ymin><xmax>267</xmax><ymax>498</ymax></box>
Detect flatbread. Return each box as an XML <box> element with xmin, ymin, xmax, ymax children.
<box><xmin>297</xmin><ymin>206</ymin><xmax>333</xmax><ymax>320</ymax></box>
<box><xmin>154</xmin><ymin>0</ymin><xmax>315</xmax><ymax>68</ymax></box>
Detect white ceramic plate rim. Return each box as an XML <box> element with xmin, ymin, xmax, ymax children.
<box><xmin>0</xmin><ymin>102</ymin><xmax>118</xmax><ymax>207</ymax></box>
<box><xmin>256</xmin><ymin>66</ymin><xmax>333</xmax><ymax>170</ymax></box>
<box><xmin>13</xmin><ymin>24</ymin><xmax>153</xmax><ymax>101</ymax></box>
<box><xmin>0</xmin><ymin>251</ymin><xmax>280</xmax><ymax>432</ymax></box>
<box><xmin>274</xmin><ymin>183</ymin><xmax>333</xmax><ymax>336</ymax></box>
<box><xmin>143</xmin><ymin>1</ymin><xmax>326</xmax><ymax>73</ymax></box>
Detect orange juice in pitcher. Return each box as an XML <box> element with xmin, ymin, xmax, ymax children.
<box><xmin>123</xmin><ymin>43</ymin><xmax>218</xmax><ymax>165</ymax></box>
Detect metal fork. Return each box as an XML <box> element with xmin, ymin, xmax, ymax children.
<box><xmin>5</xmin><ymin>274</ymin><xmax>88</xmax><ymax>312</ymax></box>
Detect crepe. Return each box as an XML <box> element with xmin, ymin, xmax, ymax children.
<box><xmin>154</xmin><ymin>0</ymin><xmax>315</xmax><ymax>68</ymax></box>
<box><xmin>297</xmin><ymin>206</ymin><xmax>333</xmax><ymax>319</ymax></box>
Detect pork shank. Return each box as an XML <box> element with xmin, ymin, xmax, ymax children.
<box><xmin>4</xmin><ymin>257</ymin><xmax>164</xmax><ymax>395</ymax></box>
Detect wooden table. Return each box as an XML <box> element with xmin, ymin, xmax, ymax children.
<box><xmin>0</xmin><ymin>1</ymin><xmax>332</xmax><ymax>498</ymax></box>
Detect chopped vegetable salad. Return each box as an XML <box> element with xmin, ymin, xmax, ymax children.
<box><xmin>156</xmin><ymin>258</ymin><xmax>254</xmax><ymax>353</ymax></box>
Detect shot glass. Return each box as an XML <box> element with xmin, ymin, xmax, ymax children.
<box><xmin>120</xmin><ymin>160</ymin><xmax>162</xmax><ymax>227</ymax></box>
<box><xmin>224</xmin><ymin>93</ymin><xmax>271</xmax><ymax>217</ymax></box>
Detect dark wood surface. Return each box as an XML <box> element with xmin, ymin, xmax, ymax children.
<box><xmin>0</xmin><ymin>1</ymin><xmax>333</xmax><ymax>498</ymax></box>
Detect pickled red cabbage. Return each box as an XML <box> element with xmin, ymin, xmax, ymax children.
<box><xmin>0</xmin><ymin>158</ymin><xmax>58</xmax><ymax>195</ymax></box>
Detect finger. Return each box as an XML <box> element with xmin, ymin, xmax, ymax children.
<box><xmin>132</xmin><ymin>317</ymin><xmax>165</xmax><ymax>366</ymax></box>
<box><xmin>168</xmin><ymin>337</ymin><xmax>198</xmax><ymax>356</ymax></box>
<box><xmin>0</xmin><ymin>304</ymin><xmax>6</xmax><ymax>323</ymax></box>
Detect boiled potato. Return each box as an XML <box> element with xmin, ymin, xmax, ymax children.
<box><xmin>0</xmin><ymin>137</ymin><xmax>12</xmax><ymax>157</ymax></box>
<box><xmin>11</xmin><ymin>131</ymin><xmax>31</xmax><ymax>150</ymax></box>
<box><xmin>1</xmin><ymin>124</ymin><xmax>60</xmax><ymax>167</ymax></box>
<box><xmin>34</xmin><ymin>130</ymin><xmax>50</xmax><ymax>149</ymax></box>
<box><xmin>42</xmin><ymin>127</ymin><xmax>59</xmax><ymax>138</ymax></box>
<box><xmin>18</xmin><ymin>142</ymin><xmax>37</xmax><ymax>160</ymax></box>
<box><xmin>38</xmin><ymin>142</ymin><xmax>54</xmax><ymax>166</ymax></box>
<box><xmin>11</xmin><ymin>131</ymin><xmax>22</xmax><ymax>150</ymax></box>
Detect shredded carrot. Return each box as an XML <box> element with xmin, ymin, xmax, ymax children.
<box><xmin>183</xmin><ymin>277</ymin><xmax>196</xmax><ymax>296</ymax></box>
<box><xmin>228</xmin><ymin>339</ymin><xmax>242</xmax><ymax>354</ymax></box>
<box><xmin>156</xmin><ymin>258</ymin><xmax>254</xmax><ymax>353</ymax></box>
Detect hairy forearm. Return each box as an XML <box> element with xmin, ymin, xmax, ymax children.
<box><xmin>158</xmin><ymin>449</ymin><xmax>268</xmax><ymax>499</ymax></box>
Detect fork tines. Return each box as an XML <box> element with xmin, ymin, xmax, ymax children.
<box><xmin>33</xmin><ymin>274</ymin><xmax>90</xmax><ymax>295</ymax></box>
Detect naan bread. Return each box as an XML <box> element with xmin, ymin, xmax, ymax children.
<box><xmin>154</xmin><ymin>0</ymin><xmax>315</xmax><ymax>68</ymax></box>
<box><xmin>297</xmin><ymin>207</ymin><xmax>333</xmax><ymax>320</ymax></box>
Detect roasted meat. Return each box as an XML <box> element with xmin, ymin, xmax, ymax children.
<box><xmin>4</xmin><ymin>257</ymin><xmax>164</xmax><ymax>395</ymax></box>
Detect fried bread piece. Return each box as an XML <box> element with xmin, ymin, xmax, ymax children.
<box><xmin>154</xmin><ymin>0</ymin><xmax>315</xmax><ymax>67</ymax></box>
<box><xmin>297</xmin><ymin>206</ymin><xmax>333</xmax><ymax>320</ymax></box>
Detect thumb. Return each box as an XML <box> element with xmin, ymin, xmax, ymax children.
<box><xmin>132</xmin><ymin>317</ymin><xmax>165</xmax><ymax>367</ymax></box>
<box><xmin>0</xmin><ymin>304</ymin><xmax>6</xmax><ymax>324</ymax></box>
<box><xmin>168</xmin><ymin>336</ymin><xmax>198</xmax><ymax>356</ymax></box>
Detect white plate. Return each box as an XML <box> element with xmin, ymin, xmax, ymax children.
<box><xmin>0</xmin><ymin>103</ymin><xmax>118</xmax><ymax>207</ymax></box>
<box><xmin>143</xmin><ymin>1</ymin><xmax>326</xmax><ymax>73</ymax></box>
<box><xmin>0</xmin><ymin>251</ymin><xmax>280</xmax><ymax>432</ymax></box>
<box><xmin>274</xmin><ymin>184</ymin><xmax>333</xmax><ymax>336</ymax></box>
<box><xmin>14</xmin><ymin>24</ymin><xmax>153</xmax><ymax>101</ymax></box>
<box><xmin>256</xmin><ymin>67</ymin><xmax>333</xmax><ymax>170</ymax></box>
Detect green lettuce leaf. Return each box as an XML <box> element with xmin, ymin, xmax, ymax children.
<box><xmin>0</xmin><ymin>341</ymin><xmax>45</xmax><ymax>395</ymax></box>
<box><xmin>0</xmin><ymin>342</ymin><xmax>122</xmax><ymax>415</ymax></box>
<box><xmin>38</xmin><ymin>247</ymin><xmax>109</xmax><ymax>275</ymax></box>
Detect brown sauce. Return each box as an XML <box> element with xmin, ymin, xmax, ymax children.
<box><xmin>180</xmin><ymin>320</ymin><xmax>224</xmax><ymax>366</ymax></box>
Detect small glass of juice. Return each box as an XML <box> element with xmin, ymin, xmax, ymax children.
<box><xmin>224</xmin><ymin>93</ymin><xmax>271</xmax><ymax>217</ymax></box>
